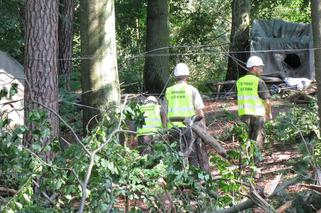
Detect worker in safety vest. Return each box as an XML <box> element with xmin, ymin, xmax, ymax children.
<box><xmin>164</xmin><ymin>63</ymin><xmax>209</xmax><ymax>171</ymax></box>
<box><xmin>165</xmin><ymin>63</ymin><xmax>205</xmax><ymax>127</ymax></box>
<box><xmin>236</xmin><ymin>56</ymin><xmax>272</xmax><ymax>150</ymax></box>
<box><xmin>136</xmin><ymin>96</ymin><xmax>165</xmax><ymax>154</ymax></box>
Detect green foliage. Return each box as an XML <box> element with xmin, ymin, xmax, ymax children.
<box><xmin>265</xmin><ymin>103</ymin><xmax>319</xmax><ymax>143</ymax></box>
<box><xmin>170</xmin><ymin>0</ymin><xmax>231</xmax><ymax>92</ymax></box>
<box><xmin>124</xmin><ymin>100</ymin><xmax>145</xmax><ymax>129</ymax></box>
<box><xmin>0</xmin><ymin>0</ymin><xmax>25</xmax><ymax>61</ymax></box>
<box><xmin>0</xmin><ymin>110</ymin><xmax>53</xmax><ymax>212</ymax></box>
<box><xmin>231</xmin><ymin>122</ymin><xmax>261</xmax><ymax>171</ymax></box>
<box><xmin>315</xmin><ymin>138</ymin><xmax>321</xmax><ymax>167</ymax></box>
<box><xmin>252</xmin><ymin>0</ymin><xmax>311</xmax><ymax>23</ymax></box>
<box><xmin>116</xmin><ymin>0</ymin><xmax>232</xmax><ymax>93</ymax></box>
<box><xmin>59</xmin><ymin>87</ymin><xmax>82</xmax><ymax>133</ymax></box>
<box><xmin>265</xmin><ymin>101</ymin><xmax>320</xmax><ymax>172</ymax></box>
<box><xmin>0</xmin><ymin>83</ymin><xmax>19</xmax><ymax>100</ymax></box>
<box><xmin>116</xmin><ymin>0</ymin><xmax>147</xmax><ymax>93</ymax></box>
<box><xmin>1</xmin><ymin>97</ymin><xmax>261</xmax><ymax>212</ymax></box>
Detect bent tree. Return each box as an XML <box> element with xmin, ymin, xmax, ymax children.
<box><xmin>24</xmin><ymin>0</ymin><xmax>59</xmax><ymax>146</ymax></box>
<box><xmin>80</xmin><ymin>0</ymin><xmax>120</xmax><ymax>130</ymax></box>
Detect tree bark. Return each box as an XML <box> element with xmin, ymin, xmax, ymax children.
<box><xmin>311</xmin><ymin>0</ymin><xmax>321</xmax><ymax>134</ymax></box>
<box><xmin>24</xmin><ymin>0</ymin><xmax>59</xmax><ymax>146</ymax></box>
<box><xmin>144</xmin><ymin>0</ymin><xmax>169</xmax><ymax>94</ymax></box>
<box><xmin>80</xmin><ymin>0</ymin><xmax>120</xmax><ymax>131</ymax></box>
<box><xmin>225</xmin><ymin>0</ymin><xmax>250</xmax><ymax>81</ymax></box>
<box><xmin>188</xmin><ymin>122</ymin><xmax>227</xmax><ymax>158</ymax></box>
<box><xmin>58</xmin><ymin>0</ymin><xmax>74</xmax><ymax>91</ymax></box>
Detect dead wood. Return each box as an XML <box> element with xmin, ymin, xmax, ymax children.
<box><xmin>276</xmin><ymin>200</ymin><xmax>293</xmax><ymax>213</ymax></box>
<box><xmin>0</xmin><ymin>186</ymin><xmax>17</xmax><ymax>195</ymax></box>
<box><xmin>214</xmin><ymin>175</ymin><xmax>306</xmax><ymax>213</ymax></box>
<box><xmin>287</xmin><ymin>89</ymin><xmax>316</xmax><ymax>104</ymax></box>
<box><xmin>261</xmin><ymin>166</ymin><xmax>293</xmax><ymax>175</ymax></box>
<box><xmin>214</xmin><ymin>199</ymin><xmax>255</xmax><ymax>213</ymax></box>
<box><xmin>300</xmin><ymin>183</ymin><xmax>321</xmax><ymax>194</ymax></box>
<box><xmin>270</xmin><ymin>175</ymin><xmax>309</xmax><ymax>197</ymax></box>
<box><xmin>187</xmin><ymin>122</ymin><xmax>227</xmax><ymax>158</ymax></box>
<box><xmin>264</xmin><ymin>174</ymin><xmax>282</xmax><ymax>197</ymax></box>
<box><xmin>249</xmin><ymin>183</ymin><xmax>276</xmax><ymax>212</ymax></box>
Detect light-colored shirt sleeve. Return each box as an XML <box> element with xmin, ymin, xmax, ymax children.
<box><xmin>189</xmin><ymin>85</ymin><xmax>204</xmax><ymax>111</ymax></box>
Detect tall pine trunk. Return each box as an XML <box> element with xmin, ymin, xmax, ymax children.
<box><xmin>24</xmin><ymin>0</ymin><xmax>59</xmax><ymax>146</ymax></box>
<box><xmin>58</xmin><ymin>0</ymin><xmax>74</xmax><ymax>91</ymax></box>
<box><xmin>80</xmin><ymin>0</ymin><xmax>120</xmax><ymax>130</ymax></box>
<box><xmin>144</xmin><ymin>0</ymin><xmax>169</xmax><ymax>94</ymax></box>
<box><xmin>225</xmin><ymin>0</ymin><xmax>250</xmax><ymax>81</ymax></box>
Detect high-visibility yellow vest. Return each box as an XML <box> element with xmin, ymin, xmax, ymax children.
<box><xmin>237</xmin><ymin>74</ymin><xmax>265</xmax><ymax>116</ymax></box>
<box><xmin>136</xmin><ymin>103</ymin><xmax>162</xmax><ymax>136</ymax></box>
<box><xmin>166</xmin><ymin>84</ymin><xmax>194</xmax><ymax>128</ymax></box>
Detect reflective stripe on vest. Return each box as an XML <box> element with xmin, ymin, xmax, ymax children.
<box><xmin>136</xmin><ymin>103</ymin><xmax>162</xmax><ymax>136</ymax></box>
<box><xmin>166</xmin><ymin>84</ymin><xmax>194</xmax><ymax>128</ymax></box>
<box><xmin>237</xmin><ymin>75</ymin><xmax>265</xmax><ymax>116</ymax></box>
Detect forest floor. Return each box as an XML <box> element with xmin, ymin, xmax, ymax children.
<box><xmin>115</xmin><ymin>98</ymin><xmax>310</xmax><ymax>212</ymax></box>
<box><xmin>203</xmin><ymin>98</ymin><xmax>310</xmax><ymax>212</ymax></box>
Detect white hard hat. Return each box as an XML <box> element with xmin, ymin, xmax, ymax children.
<box><xmin>145</xmin><ymin>96</ymin><xmax>158</xmax><ymax>104</ymax></box>
<box><xmin>174</xmin><ymin>63</ymin><xmax>190</xmax><ymax>77</ymax></box>
<box><xmin>246</xmin><ymin>56</ymin><xmax>264</xmax><ymax>68</ymax></box>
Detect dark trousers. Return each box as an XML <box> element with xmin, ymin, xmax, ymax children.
<box><xmin>240</xmin><ymin>115</ymin><xmax>265</xmax><ymax>149</ymax></box>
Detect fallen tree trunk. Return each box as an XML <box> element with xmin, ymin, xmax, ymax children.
<box><xmin>276</xmin><ymin>200</ymin><xmax>293</xmax><ymax>213</ymax></box>
<box><xmin>214</xmin><ymin>199</ymin><xmax>254</xmax><ymax>213</ymax></box>
<box><xmin>0</xmin><ymin>186</ymin><xmax>17</xmax><ymax>195</ymax></box>
<box><xmin>300</xmin><ymin>183</ymin><xmax>321</xmax><ymax>193</ymax></box>
<box><xmin>187</xmin><ymin>121</ymin><xmax>227</xmax><ymax>158</ymax></box>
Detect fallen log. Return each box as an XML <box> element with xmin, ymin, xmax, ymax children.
<box><xmin>249</xmin><ymin>186</ymin><xmax>276</xmax><ymax>212</ymax></box>
<box><xmin>276</xmin><ymin>200</ymin><xmax>293</xmax><ymax>213</ymax></box>
<box><xmin>214</xmin><ymin>199</ymin><xmax>255</xmax><ymax>213</ymax></box>
<box><xmin>0</xmin><ymin>186</ymin><xmax>17</xmax><ymax>195</ymax></box>
<box><xmin>184</xmin><ymin>120</ymin><xmax>227</xmax><ymax>158</ymax></box>
<box><xmin>214</xmin><ymin>175</ymin><xmax>308</xmax><ymax>213</ymax></box>
<box><xmin>300</xmin><ymin>183</ymin><xmax>321</xmax><ymax>194</ymax></box>
<box><xmin>270</xmin><ymin>175</ymin><xmax>310</xmax><ymax>197</ymax></box>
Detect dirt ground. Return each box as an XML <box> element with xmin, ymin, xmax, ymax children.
<box><xmin>203</xmin><ymin>98</ymin><xmax>307</xmax><ymax>212</ymax></box>
<box><xmin>110</xmin><ymin>97</ymin><xmax>316</xmax><ymax>212</ymax></box>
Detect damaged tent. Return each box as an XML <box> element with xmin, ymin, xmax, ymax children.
<box><xmin>207</xmin><ymin>19</ymin><xmax>315</xmax><ymax>97</ymax></box>
<box><xmin>250</xmin><ymin>19</ymin><xmax>314</xmax><ymax>80</ymax></box>
<box><xmin>0</xmin><ymin>51</ymin><xmax>24</xmax><ymax>127</ymax></box>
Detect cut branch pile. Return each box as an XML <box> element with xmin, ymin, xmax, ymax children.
<box><xmin>214</xmin><ymin>172</ymin><xmax>315</xmax><ymax>212</ymax></box>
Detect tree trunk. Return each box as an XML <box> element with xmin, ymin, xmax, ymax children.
<box><xmin>311</xmin><ymin>0</ymin><xmax>321</xmax><ymax>134</ymax></box>
<box><xmin>24</xmin><ymin>0</ymin><xmax>59</xmax><ymax>146</ymax></box>
<box><xmin>80</xmin><ymin>0</ymin><xmax>120</xmax><ymax>130</ymax></box>
<box><xmin>144</xmin><ymin>0</ymin><xmax>169</xmax><ymax>94</ymax></box>
<box><xmin>58</xmin><ymin>0</ymin><xmax>74</xmax><ymax>91</ymax></box>
<box><xmin>225</xmin><ymin>0</ymin><xmax>250</xmax><ymax>81</ymax></box>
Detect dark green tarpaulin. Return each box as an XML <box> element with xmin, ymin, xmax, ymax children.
<box><xmin>250</xmin><ymin>19</ymin><xmax>314</xmax><ymax>80</ymax></box>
